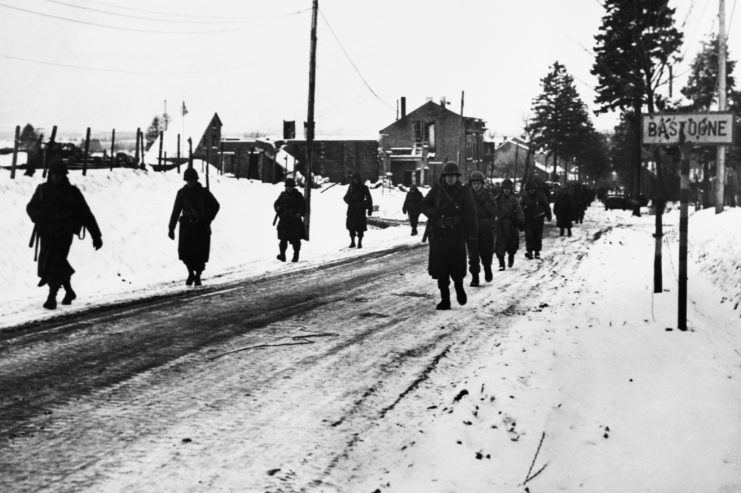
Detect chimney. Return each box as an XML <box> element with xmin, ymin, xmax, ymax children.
<box><xmin>401</xmin><ymin>97</ymin><xmax>406</xmax><ymax>118</ymax></box>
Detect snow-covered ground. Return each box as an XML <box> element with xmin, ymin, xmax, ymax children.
<box><xmin>2</xmin><ymin>166</ymin><xmax>741</xmax><ymax>491</ymax></box>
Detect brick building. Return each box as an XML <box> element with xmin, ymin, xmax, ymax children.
<box><xmin>281</xmin><ymin>139</ymin><xmax>379</xmax><ymax>184</ymax></box>
<box><xmin>379</xmin><ymin>98</ymin><xmax>487</xmax><ymax>185</ymax></box>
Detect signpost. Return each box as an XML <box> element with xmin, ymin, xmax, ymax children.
<box><xmin>642</xmin><ymin>112</ymin><xmax>734</xmax><ymax>331</ymax></box>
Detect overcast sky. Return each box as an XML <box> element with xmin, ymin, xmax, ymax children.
<box><xmin>0</xmin><ymin>0</ymin><xmax>737</xmax><ymax>138</ymax></box>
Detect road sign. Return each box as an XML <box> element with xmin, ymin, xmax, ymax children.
<box><xmin>642</xmin><ymin>113</ymin><xmax>734</xmax><ymax>145</ymax></box>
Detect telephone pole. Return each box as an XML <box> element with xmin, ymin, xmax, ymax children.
<box><xmin>304</xmin><ymin>0</ymin><xmax>318</xmax><ymax>240</ymax></box>
<box><xmin>717</xmin><ymin>0</ymin><xmax>727</xmax><ymax>213</ymax></box>
<box><xmin>458</xmin><ymin>90</ymin><xmax>465</xmax><ymax>172</ymax></box>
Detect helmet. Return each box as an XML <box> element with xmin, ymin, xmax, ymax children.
<box><xmin>469</xmin><ymin>170</ymin><xmax>485</xmax><ymax>183</ymax></box>
<box><xmin>501</xmin><ymin>178</ymin><xmax>513</xmax><ymax>189</ymax></box>
<box><xmin>183</xmin><ymin>167</ymin><xmax>199</xmax><ymax>181</ymax></box>
<box><xmin>441</xmin><ymin>161</ymin><xmax>461</xmax><ymax>176</ymax></box>
<box><xmin>47</xmin><ymin>158</ymin><xmax>68</xmax><ymax>176</ymax></box>
<box><xmin>284</xmin><ymin>177</ymin><xmax>296</xmax><ymax>187</ymax></box>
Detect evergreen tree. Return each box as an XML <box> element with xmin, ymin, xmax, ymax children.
<box><xmin>145</xmin><ymin>116</ymin><xmax>164</xmax><ymax>151</ymax></box>
<box><xmin>682</xmin><ymin>35</ymin><xmax>736</xmax><ymax>110</ymax></box>
<box><xmin>526</xmin><ymin>61</ymin><xmax>594</xmax><ymax>182</ymax></box>
<box><xmin>19</xmin><ymin>123</ymin><xmax>39</xmax><ymax>150</ymax></box>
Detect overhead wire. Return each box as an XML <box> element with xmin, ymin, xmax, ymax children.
<box><xmin>73</xmin><ymin>0</ymin><xmax>264</xmax><ymax>21</ymax></box>
<box><xmin>0</xmin><ymin>2</ymin><xmax>310</xmax><ymax>34</ymax></box>
<box><xmin>40</xmin><ymin>0</ymin><xmax>300</xmax><ymax>25</ymax></box>
<box><xmin>318</xmin><ymin>7</ymin><xmax>394</xmax><ymax>112</ymax></box>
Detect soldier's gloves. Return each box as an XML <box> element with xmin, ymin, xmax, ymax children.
<box><xmin>93</xmin><ymin>236</ymin><xmax>103</xmax><ymax>250</ymax></box>
<box><xmin>367</xmin><ymin>209</ymin><xmax>373</xmax><ymax>216</ymax></box>
<box><xmin>168</xmin><ymin>229</ymin><xmax>175</xmax><ymax>240</ymax></box>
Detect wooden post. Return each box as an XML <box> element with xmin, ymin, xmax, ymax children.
<box><xmin>83</xmin><ymin>127</ymin><xmax>90</xmax><ymax>176</ymax></box>
<box><xmin>717</xmin><ymin>0</ymin><xmax>727</xmax><ymax>213</ymax></box>
<box><xmin>304</xmin><ymin>0</ymin><xmax>319</xmax><ymax>241</ymax></box>
<box><xmin>458</xmin><ymin>90</ymin><xmax>465</xmax><ymax>171</ymax></box>
<box><xmin>42</xmin><ymin>125</ymin><xmax>57</xmax><ymax>179</ymax></box>
<box><xmin>157</xmin><ymin>131</ymin><xmax>164</xmax><ymax>168</ymax></box>
<box><xmin>187</xmin><ymin>137</ymin><xmax>193</xmax><ymax>169</ymax></box>
<box><xmin>10</xmin><ymin>125</ymin><xmax>19</xmax><ymax>179</ymax></box>
<box><xmin>205</xmin><ymin>140</ymin><xmax>210</xmax><ymax>190</ymax></box>
<box><xmin>140</xmin><ymin>129</ymin><xmax>146</xmax><ymax>169</ymax></box>
<box><xmin>134</xmin><ymin>127</ymin><xmax>141</xmax><ymax>166</ymax></box>
<box><xmin>219</xmin><ymin>141</ymin><xmax>224</xmax><ymax>175</ymax></box>
<box><xmin>678</xmin><ymin>137</ymin><xmax>690</xmax><ymax>331</ymax></box>
<box><xmin>110</xmin><ymin>129</ymin><xmax>116</xmax><ymax>171</ymax></box>
<box><xmin>177</xmin><ymin>133</ymin><xmax>181</xmax><ymax>173</ymax></box>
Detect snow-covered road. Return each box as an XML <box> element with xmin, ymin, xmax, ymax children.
<box><xmin>2</xmin><ymin>207</ymin><xmax>740</xmax><ymax>493</ymax></box>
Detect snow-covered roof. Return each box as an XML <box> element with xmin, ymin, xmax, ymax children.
<box><xmin>143</xmin><ymin>111</ymin><xmax>220</xmax><ymax>165</ymax></box>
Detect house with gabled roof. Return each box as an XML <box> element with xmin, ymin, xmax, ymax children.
<box><xmin>379</xmin><ymin>97</ymin><xmax>487</xmax><ymax>185</ymax></box>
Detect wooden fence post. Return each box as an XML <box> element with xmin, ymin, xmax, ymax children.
<box><xmin>157</xmin><ymin>131</ymin><xmax>164</xmax><ymax>168</ymax></box>
<box><xmin>42</xmin><ymin>125</ymin><xmax>57</xmax><ymax>179</ymax></box>
<box><xmin>177</xmin><ymin>133</ymin><xmax>181</xmax><ymax>173</ymax></box>
<box><xmin>83</xmin><ymin>127</ymin><xmax>90</xmax><ymax>176</ymax></box>
<box><xmin>134</xmin><ymin>127</ymin><xmax>140</xmax><ymax>167</ymax></box>
<box><xmin>10</xmin><ymin>125</ymin><xmax>19</xmax><ymax>179</ymax></box>
<box><xmin>110</xmin><ymin>129</ymin><xmax>116</xmax><ymax>171</ymax></box>
<box><xmin>187</xmin><ymin>137</ymin><xmax>193</xmax><ymax>169</ymax></box>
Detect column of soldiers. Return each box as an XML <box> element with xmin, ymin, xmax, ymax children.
<box><xmin>27</xmin><ymin>159</ymin><xmax>585</xmax><ymax>313</ymax></box>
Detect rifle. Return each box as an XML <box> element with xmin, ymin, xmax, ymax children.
<box><xmin>421</xmin><ymin>222</ymin><xmax>430</xmax><ymax>243</ymax></box>
<box><xmin>272</xmin><ymin>213</ymin><xmax>279</xmax><ymax>226</ymax></box>
<box><xmin>28</xmin><ymin>224</ymin><xmax>39</xmax><ymax>261</ymax></box>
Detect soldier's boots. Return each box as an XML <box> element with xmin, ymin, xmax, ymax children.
<box><xmin>349</xmin><ymin>238</ymin><xmax>356</xmax><ymax>248</ymax></box>
<box><xmin>534</xmin><ymin>251</ymin><xmax>541</xmax><ymax>259</ymax></box>
<box><xmin>291</xmin><ymin>251</ymin><xmax>299</xmax><ymax>263</ymax></box>
<box><xmin>411</xmin><ymin>228</ymin><xmax>418</xmax><ymax>236</ymax></box>
<box><xmin>559</xmin><ymin>228</ymin><xmax>565</xmax><ymax>236</ymax></box>
<box><xmin>61</xmin><ymin>288</ymin><xmax>76</xmax><ymax>305</ymax></box>
<box><xmin>484</xmin><ymin>265</ymin><xmax>493</xmax><ymax>282</ymax></box>
<box><xmin>357</xmin><ymin>237</ymin><xmax>363</xmax><ymax>249</ymax></box>
<box><xmin>525</xmin><ymin>251</ymin><xmax>533</xmax><ymax>260</ymax></box>
<box><xmin>186</xmin><ymin>271</ymin><xmax>195</xmax><ymax>285</ymax></box>
<box><xmin>508</xmin><ymin>253</ymin><xmax>515</xmax><ymax>268</ymax></box>
<box><xmin>277</xmin><ymin>251</ymin><xmax>287</xmax><ymax>262</ymax></box>
<box><xmin>436</xmin><ymin>282</ymin><xmax>451</xmax><ymax>310</ymax></box>
<box><xmin>470</xmin><ymin>273</ymin><xmax>480</xmax><ymax>287</ymax></box>
<box><xmin>454</xmin><ymin>280</ymin><xmax>467</xmax><ymax>306</ymax></box>
<box><xmin>43</xmin><ymin>287</ymin><xmax>59</xmax><ymax>310</ymax></box>
<box><xmin>568</xmin><ymin>229</ymin><xmax>572</xmax><ymax>237</ymax></box>
<box><xmin>194</xmin><ymin>271</ymin><xmax>202</xmax><ymax>286</ymax></box>
<box><xmin>498</xmin><ymin>256</ymin><xmax>506</xmax><ymax>271</ymax></box>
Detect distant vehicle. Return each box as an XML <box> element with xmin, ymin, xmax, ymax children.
<box><xmin>604</xmin><ymin>190</ymin><xmax>629</xmax><ymax>210</ymax></box>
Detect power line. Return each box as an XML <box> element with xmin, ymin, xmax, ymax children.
<box><xmin>41</xmin><ymin>0</ymin><xmax>304</xmax><ymax>25</ymax></box>
<box><xmin>75</xmin><ymin>0</ymin><xmax>258</xmax><ymax>21</ymax></box>
<box><xmin>0</xmin><ymin>53</ymin><xmax>245</xmax><ymax>74</ymax></box>
<box><xmin>0</xmin><ymin>2</ymin><xmax>309</xmax><ymax>34</ymax></box>
<box><xmin>318</xmin><ymin>8</ymin><xmax>394</xmax><ymax>111</ymax></box>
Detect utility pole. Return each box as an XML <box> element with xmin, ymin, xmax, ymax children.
<box><xmin>678</xmin><ymin>126</ymin><xmax>690</xmax><ymax>331</ymax></box>
<box><xmin>304</xmin><ymin>0</ymin><xmax>318</xmax><ymax>240</ymax></box>
<box><xmin>717</xmin><ymin>0</ymin><xmax>727</xmax><ymax>213</ymax></box>
<box><xmin>458</xmin><ymin>90</ymin><xmax>465</xmax><ymax>173</ymax></box>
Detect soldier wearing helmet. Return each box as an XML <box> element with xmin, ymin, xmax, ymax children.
<box><xmin>274</xmin><ymin>177</ymin><xmax>306</xmax><ymax>262</ymax></box>
<box><xmin>420</xmin><ymin>161</ymin><xmax>478</xmax><ymax>310</ymax></box>
<box><xmin>467</xmin><ymin>170</ymin><xmax>498</xmax><ymax>286</ymax></box>
<box><xmin>521</xmin><ymin>178</ymin><xmax>551</xmax><ymax>260</ymax></box>
<box><xmin>494</xmin><ymin>178</ymin><xmax>525</xmax><ymax>270</ymax></box>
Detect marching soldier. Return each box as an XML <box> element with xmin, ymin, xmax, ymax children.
<box><xmin>26</xmin><ymin>159</ymin><xmax>103</xmax><ymax>309</ymax></box>
<box><xmin>521</xmin><ymin>179</ymin><xmax>552</xmax><ymax>259</ymax></box>
<box><xmin>467</xmin><ymin>170</ymin><xmax>498</xmax><ymax>286</ymax></box>
<box><xmin>168</xmin><ymin>167</ymin><xmax>220</xmax><ymax>286</ymax></box>
<box><xmin>494</xmin><ymin>178</ymin><xmax>524</xmax><ymax>270</ymax></box>
<box><xmin>421</xmin><ymin>161</ymin><xmax>478</xmax><ymax>310</ymax></box>
<box><xmin>343</xmin><ymin>173</ymin><xmax>373</xmax><ymax>248</ymax></box>
<box><xmin>402</xmin><ymin>183</ymin><xmax>424</xmax><ymax>236</ymax></box>
<box><xmin>274</xmin><ymin>177</ymin><xmax>306</xmax><ymax>262</ymax></box>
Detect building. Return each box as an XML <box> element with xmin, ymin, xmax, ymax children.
<box><xmin>143</xmin><ymin>112</ymin><xmax>222</xmax><ymax>169</ymax></box>
<box><xmin>281</xmin><ymin>139</ymin><xmax>379</xmax><ymax>183</ymax></box>
<box><xmin>379</xmin><ymin>97</ymin><xmax>487</xmax><ymax>185</ymax></box>
<box><xmin>220</xmin><ymin>137</ymin><xmax>285</xmax><ymax>183</ymax></box>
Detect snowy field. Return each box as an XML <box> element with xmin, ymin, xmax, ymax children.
<box><xmin>1</xmin><ymin>165</ymin><xmax>741</xmax><ymax>491</ymax></box>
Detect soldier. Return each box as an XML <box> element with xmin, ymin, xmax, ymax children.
<box><xmin>421</xmin><ymin>161</ymin><xmax>478</xmax><ymax>310</ymax></box>
<box><xmin>26</xmin><ymin>159</ymin><xmax>103</xmax><ymax>309</ymax></box>
<box><xmin>554</xmin><ymin>186</ymin><xmax>575</xmax><ymax>237</ymax></box>
<box><xmin>467</xmin><ymin>170</ymin><xmax>498</xmax><ymax>286</ymax></box>
<box><xmin>494</xmin><ymin>178</ymin><xmax>524</xmax><ymax>270</ymax></box>
<box><xmin>521</xmin><ymin>179</ymin><xmax>552</xmax><ymax>260</ymax></box>
<box><xmin>274</xmin><ymin>177</ymin><xmax>306</xmax><ymax>262</ymax></box>
<box><xmin>343</xmin><ymin>173</ymin><xmax>373</xmax><ymax>248</ymax></box>
<box><xmin>168</xmin><ymin>167</ymin><xmax>220</xmax><ymax>286</ymax></box>
<box><xmin>402</xmin><ymin>183</ymin><xmax>424</xmax><ymax>236</ymax></box>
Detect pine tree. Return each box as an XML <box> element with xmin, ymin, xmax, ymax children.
<box><xmin>526</xmin><ymin>61</ymin><xmax>594</xmax><ymax>182</ymax></box>
<box><xmin>682</xmin><ymin>35</ymin><xmax>736</xmax><ymax>110</ymax></box>
<box><xmin>19</xmin><ymin>123</ymin><xmax>39</xmax><ymax>150</ymax></box>
<box><xmin>145</xmin><ymin>116</ymin><xmax>163</xmax><ymax>151</ymax></box>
